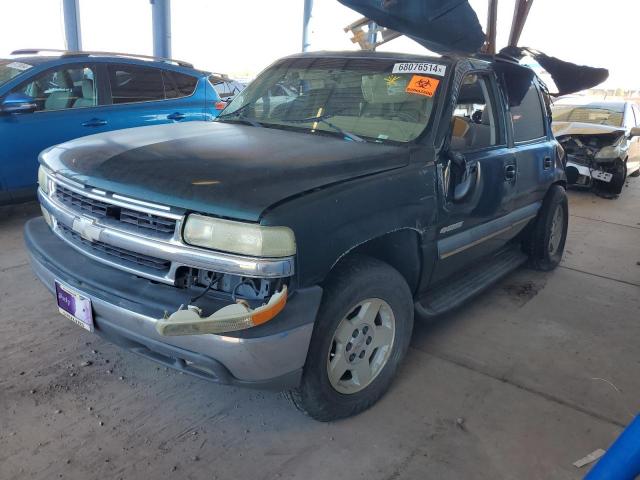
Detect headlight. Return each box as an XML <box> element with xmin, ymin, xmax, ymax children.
<box><xmin>595</xmin><ymin>145</ymin><xmax>622</xmax><ymax>160</ymax></box>
<box><xmin>38</xmin><ymin>166</ymin><xmax>49</xmax><ymax>194</ymax></box>
<box><xmin>183</xmin><ymin>214</ymin><xmax>296</xmax><ymax>257</ymax></box>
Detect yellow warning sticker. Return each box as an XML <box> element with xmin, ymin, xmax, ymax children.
<box><xmin>405</xmin><ymin>75</ymin><xmax>440</xmax><ymax>97</ymax></box>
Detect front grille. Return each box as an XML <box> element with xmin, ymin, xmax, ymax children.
<box><xmin>56</xmin><ymin>185</ymin><xmax>111</xmax><ymax>217</ymax></box>
<box><xmin>59</xmin><ymin>223</ymin><xmax>171</xmax><ymax>272</ymax></box>
<box><xmin>55</xmin><ymin>185</ymin><xmax>177</xmax><ymax>236</ymax></box>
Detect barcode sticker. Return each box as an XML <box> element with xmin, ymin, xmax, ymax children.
<box><xmin>392</xmin><ymin>62</ymin><xmax>446</xmax><ymax>76</ymax></box>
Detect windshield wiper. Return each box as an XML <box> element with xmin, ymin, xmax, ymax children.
<box><xmin>285</xmin><ymin>114</ymin><xmax>365</xmax><ymax>143</ymax></box>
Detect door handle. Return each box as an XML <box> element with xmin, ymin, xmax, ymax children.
<box><xmin>504</xmin><ymin>164</ymin><xmax>516</xmax><ymax>181</ymax></box>
<box><xmin>167</xmin><ymin>112</ymin><xmax>186</xmax><ymax>121</ymax></box>
<box><xmin>82</xmin><ymin>118</ymin><xmax>108</xmax><ymax>127</ymax></box>
<box><xmin>543</xmin><ymin>156</ymin><xmax>553</xmax><ymax>169</ymax></box>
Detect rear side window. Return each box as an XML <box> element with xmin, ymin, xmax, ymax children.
<box><xmin>108</xmin><ymin>64</ymin><xmax>164</xmax><ymax>104</ymax></box>
<box><xmin>208</xmin><ymin>75</ymin><xmax>243</xmax><ymax>100</ymax></box>
<box><xmin>163</xmin><ymin>71</ymin><xmax>198</xmax><ymax>99</ymax></box>
<box><xmin>510</xmin><ymin>82</ymin><xmax>545</xmax><ymax>142</ymax></box>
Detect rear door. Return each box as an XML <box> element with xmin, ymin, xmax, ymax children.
<box><xmin>510</xmin><ymin>78</ymin><xmax>557</xmax><ymax>209</ymax></box>
<box><xmin>431</xmin><ymin>71</ymin><xmax>518</xmax><ymax>284</ymax></box>
<box><xmin>100</xmin><ymin>63</ymin><xmax>205</xmax><ymax>130</ymax></box>
<box><xmin>0</xmin><ymin>62</ymin><xmax>106</xmax><ymax>197</ymax></box>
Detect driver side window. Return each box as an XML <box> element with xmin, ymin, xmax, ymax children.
<box><xmin>449</xmin><ymin>73</ymin><xmax>500</xmax><ymax>152</ymax></box>
<box><xmin>12</xmin><ymin>65</ymin><xmax>97</xmax><ymax>112</ymax></box>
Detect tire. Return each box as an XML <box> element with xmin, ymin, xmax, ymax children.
<box><xmin>287</xmin><ymin>256</ymin><xmax>414</xmax><ymax>421</ymax></box>
<box><xmin>523</xmin><ymin>184</ymin><xmax>568</xmax><ymax>271</ymax></box>
<box><xmin>601</xmin><ymin>159</ymin><xmax>627</xmax><ymax>195</ymax></box>
<box><xmin>630</xmin><ymin>167</ymin><xmax>640</xmax><ymax>178</ymax></box>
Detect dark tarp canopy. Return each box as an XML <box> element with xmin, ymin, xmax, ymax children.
<box><xmin>338</xmin><ymin>0</ymin><xmax>485</xmax><ymax>54</ymax></box>
<box><xmin>338</xmin><ymin>1</ymin><xmax>609</xmax><ymax>96</ymax></box>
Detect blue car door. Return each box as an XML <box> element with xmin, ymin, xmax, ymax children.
<box><xmin>100</xmin><ymin>63</ymin><xmax>206</xmax><ymax>130</ymax></box>
<box><xmin>0</xmin><ymin>62</ymin><xmax>109</xmax><ymax>198</ymax></box>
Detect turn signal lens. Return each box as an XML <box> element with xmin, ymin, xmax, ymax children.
<box><xmin>183</xmin><ymin>214</ymin><xmax>296</xmax><ymax>258</ymax></box>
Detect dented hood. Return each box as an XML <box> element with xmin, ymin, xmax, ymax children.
<box><xmin>40</xmin><ymin>122</ymin><xmax>409</xmax><ymax>221</ymax></box>
<box><xmin>551</xmin><ymin>121</ymin><xmax>626</xmax><ymax>138</ymax></box>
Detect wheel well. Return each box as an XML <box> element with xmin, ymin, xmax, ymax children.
<box><xmin>330</xmin><ymin>229</ymin><xmax>422</xmax><ymax>294</ymax></box>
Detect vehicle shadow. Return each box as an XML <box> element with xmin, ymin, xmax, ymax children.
<box><xmin>0</xmin><ymin>200</ymin><xmax>40</xmax><ymax>227</ymax></box>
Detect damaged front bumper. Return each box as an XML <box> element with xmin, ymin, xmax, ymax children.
<box><xmin>25</xmin><ymin>218</ymin><xmax>323</xmax><ymax>390</ymax></box>
<box><xmin>565</xmin><ymin>159</ymin><xmax>614</xmax><ymax>185</ymax></box>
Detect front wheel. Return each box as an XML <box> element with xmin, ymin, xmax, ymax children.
<box><xmin>287</xmin><ymin>256</ymin><xmax>414</xmax><ymax>421</ymax></box>
<box><xmin>523</xmin><ymin>184</ymin><xmax>569</xmax><ymax>271</ymax></box>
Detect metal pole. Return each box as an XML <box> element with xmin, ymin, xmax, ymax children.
<box><xmin>62</xmin><ymin>0</ymin><xmax>82</xmax><ymax>51</ymax></box>
<box><xmin>508</xmin><ymin>0</ymin><xmax>534</xmax><ymax>47</ymax></box>
<box><xmin>368</xmin><ymin>21</ymin><xmax>378</xmax><ymax>50</ymax></box>
<box><xmin>151</xmin><ymin>0</ymin><xmax>172</xmax><ymax>58</ymax></box>
<box><xmin>483</xmin><ymin>0</ymin><xmax>498</xmax><ymax>54</ymax></box>
<box><xmin>302</xmin><ymin>0</ymin><xmax>313</xmax><ymax>52</ymax></box>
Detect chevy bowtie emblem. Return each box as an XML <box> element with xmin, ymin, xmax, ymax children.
<box><xmin>72</xmin><ymin>216</ymin><xmax>102</xmax><ymax>242</ymax></box>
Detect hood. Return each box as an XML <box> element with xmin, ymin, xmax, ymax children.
<box><xmin>551</xmin><ymin>121</ymin><xmax>626</xmax><ymax>138</ymax></box>
<box><xmin>41</xmin><ymin>121</ymin><xmax>410</xmax><ymax>221</ymax></box>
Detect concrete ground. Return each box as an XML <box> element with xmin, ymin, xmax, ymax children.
<box><xmin>1</xmin><ymin>179</ymin><xmax>638</xmax><ymax>480</ymax></box>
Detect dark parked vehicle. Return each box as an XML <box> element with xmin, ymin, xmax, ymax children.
<box><xmin>26</xmin><ymin>51</ymin><xmax>568</xmax><ymax>421</ymax></box>
<box><xmin>0</xmin><ymin>49</ymin><xmax>237</xmax><ymax>205</ymax></box>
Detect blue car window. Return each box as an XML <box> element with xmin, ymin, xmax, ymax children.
<box><xmin>107</xmin><ymin>64</ymin><xmax>164</xmax><ymax>104</ymax></box>
<box><xmin>11</xmin><ymin>65</ymin><xmax>97</xmax><ymax>112</ymax></box>
<box><xmin>163</xmin><ymin>71</ymin><xmax>198</xmax><ymax>99</ymax></box>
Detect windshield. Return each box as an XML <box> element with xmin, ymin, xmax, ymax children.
<box><xmin>0</xmin><ymin>60</ymin><xmax>33</xmax><ymax>87</ymax></box>
<box><xmin>217</xmin><ymin>57</ymin><xmax>444</xmax><ymax>143</ymax></box>
<box><xmin>552</xmin><ymin>104</ymin><xmax>624</xmax><ymax>127</ymax></box>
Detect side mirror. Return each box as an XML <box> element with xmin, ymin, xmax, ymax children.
<box><xmin>1</xmin><ymin>93</ymin><xmax>37</xmax><ymax>114</ymax></box>
<box><xmin>447</xmin><ymin>150</ymin><xmax>480</xmax><ymax>203</ymax></box>
<box><xmin>629</xmin><ymin>127</ymin><xmax>640</xmax><ymax>138</ymax></box>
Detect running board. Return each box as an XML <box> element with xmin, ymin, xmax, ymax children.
<box><xmin>415</xmin><ymin>246</ymin><xmax>528</xmax><ymax>319</ymax></box>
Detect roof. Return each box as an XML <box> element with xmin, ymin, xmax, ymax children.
<box><xmin>283</xmin><ymin>50</ymin><xmax>456</xmax><ymax>63</ymax></box>
<box><xmin>4</xmin><ymin>49</ymin><xmax>208</xmax><ymax>74</ymax></box>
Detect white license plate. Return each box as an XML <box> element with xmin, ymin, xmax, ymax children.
<box><xmin>55</xmin><ymin>281</ymin><xmax>94</xmax><ymax>332</ymax></box>
<box><xmin>591</xmin><ymin>170</ymin><xmax>612</xmax><ymax>182</ymax></box>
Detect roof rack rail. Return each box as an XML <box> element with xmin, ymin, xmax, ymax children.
<box><xmin>10</xmin><ymin>49</ymin><xmax>194</xmax><ymax>68</ymax></box>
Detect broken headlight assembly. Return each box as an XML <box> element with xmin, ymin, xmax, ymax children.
<box><xmin>182</xmin><ymin>214</ymin><xmax>296</xmax><ymax>258</ymax></box>
<box><xmin>157</xmin><ymin>215</ymin><xmax>296</xmax><ymax>336</ymax></box>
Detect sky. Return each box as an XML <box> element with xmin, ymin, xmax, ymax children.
<box><xmin>1</xmin><ymin>0</ymin><xmax>638</xmax><ymax>88</ymax></box>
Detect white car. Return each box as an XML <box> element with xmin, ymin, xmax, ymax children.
<box><xmin>552</xmin><ymin>100</ymin><xmax>640</xmax><ymax>195</ymax></box>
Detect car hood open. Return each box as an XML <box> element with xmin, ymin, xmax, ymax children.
<box><xmin>551</xmin><ymin>121</ymin><xmax>626</xmax><ymax>138</ymax></box>
<box><xmin>40</xmin><ymin>121</ymin><xmax>410</xmax><ymax>221</ymax></box>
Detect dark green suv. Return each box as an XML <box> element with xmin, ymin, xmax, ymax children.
<box><xmin>26</xmin><ymin>51</ymin><xmax>567</xmax><ymax>421</ymax></box>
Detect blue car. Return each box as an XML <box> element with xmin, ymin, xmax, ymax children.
<box><xmin>0</xmin><ymin>49</ymin><xmax>235</xmax><ymax>204</ymax></box>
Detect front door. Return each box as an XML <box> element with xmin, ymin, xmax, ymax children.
<box><xmin>431</xmin><ymin>71</ymin><xmax>518</xmax><ymax>284</ymax></box>
<box><xmin>0</xmin><ymin>63</ymin><xmax>108</xmax><ymax>197</ymax></box>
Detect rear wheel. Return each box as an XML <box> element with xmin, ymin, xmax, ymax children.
<box><xmin>523</xmin><ymin>184</ymin><xmax>568</xmax><ymax>271</ymax></box>
<box><xmin>287</xmin><ymin>256</ymin><xmax>413</xmax><ymax>421</ymax></box>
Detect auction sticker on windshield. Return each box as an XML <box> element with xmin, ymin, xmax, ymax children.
<box><xmin>55</xmin><ymin>281</ymin><xmax>94</xmax><ymax>332</ymax></box>
<box><xmin>392</xmin><ymin>62</ymin><xmax>446</xmax><ymax>76</ymax></box>
<box><xmin>6</xmin><ymin>61</ymin><xmax>32</xmax><ymax>71</ymax></box>
<box><xmin>405</xmin><ymin>75</ymin><xmax>440</xmax><ymax>97</ymax></box>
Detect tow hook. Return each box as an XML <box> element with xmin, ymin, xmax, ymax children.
<box><xmin>156</xmin><ymin>286</ymin><xmax>288</xmax><ymax>336</ymax></box>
